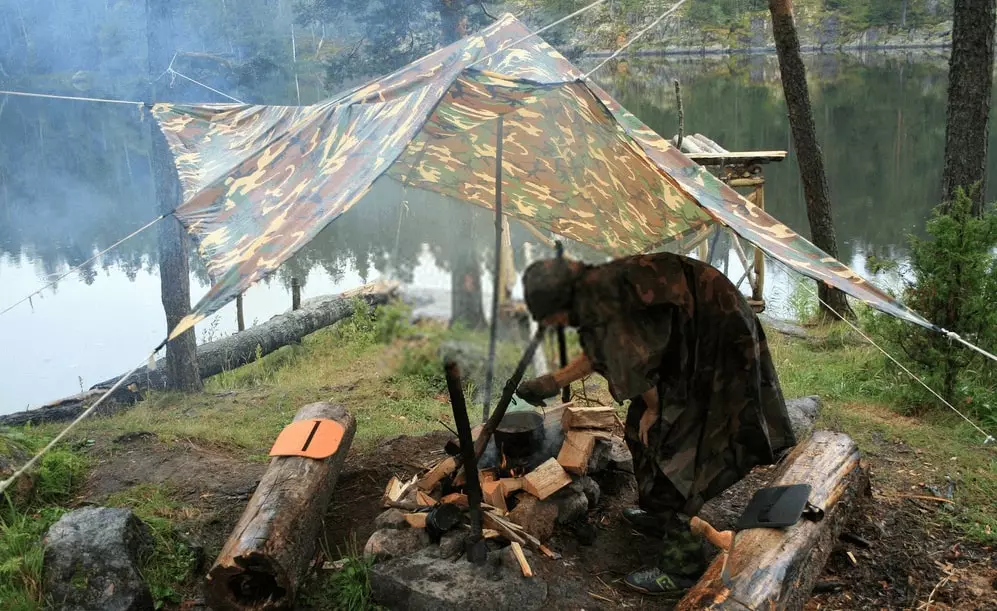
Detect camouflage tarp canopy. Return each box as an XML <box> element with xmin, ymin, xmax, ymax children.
<box><xmin>153</xmin><ymin>13</ymin><xmax>929</xmax><ymax>340</ymax></box>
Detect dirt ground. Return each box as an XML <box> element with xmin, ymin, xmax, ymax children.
<box><xmin>81</xmin><ymin>429</ymin><xmax>997</xmax><ymax>610</ymax></box>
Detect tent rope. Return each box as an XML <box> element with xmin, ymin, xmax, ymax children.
<box><xmin>0</xmin><ymin>340</ymin><xmax>167</xmax><ymax>497</ymax></box>
<box><xmin>940</xmin><ymin>329</ymin><xmax>997</xmax><ymax>365</ymax></box>
<box><xmin>796</xmin><ymin>279</ymin><xmax>995</xmax><ymax>445</ymax></box>
<box><xmin>0</xmin><ymin>214</ymin><xmax>169</xmax><ymax>317</ymax></box>
<box><xmin>167</xmin><ymin>68</ymin><xmax>247</xmax><ymax>104</ymax></box>
<box><xmin>582</xmin><ymin>0</ymin><xmax>689</xmax><ymax>79</ymax></box>
<box><xmin>466</xmin><ymin>0</ymin><xmax>607</xmax><ymax>70</ymax></box>
<box><xmin>0</xmin><ymin>89</ymin><xmax>148</xmax><ymax>106</ymax></box>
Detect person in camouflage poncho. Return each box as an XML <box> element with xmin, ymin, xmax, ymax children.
<box><xmin>516</xmin><ymin>252</ymin><xmax>797</xmax><ymax>594</ymax></box>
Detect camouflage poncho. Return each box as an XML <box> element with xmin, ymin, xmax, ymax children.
<box><xmin>569</xmin><ymin>252</ymin><xmax>796</xmax><ymax>516</ymax></box>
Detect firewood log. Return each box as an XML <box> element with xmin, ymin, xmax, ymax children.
<box><xmin>205</xmin><ymin>402</ymin><xmax>355</xmax><ymax>611</ymax></box>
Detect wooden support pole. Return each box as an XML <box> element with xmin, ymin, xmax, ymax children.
<box><xmin>444</xmin><ymin>359</ymin><xmax>485</xmax><ymax>548</ymax></box>
<box><xmin>751</xmin><ymin>185</ymin><xmax>766</xmax><ymax>305</ymax></box>
<box><xmin>205</xmin><ymin>402</ymin><xmax>356</xmax><ymax>611</ymax></box>
<box><xmin>473</xmin><ymin>328</ymin><xmax>546</xmax><ymax>460</ymax></box>
<box><xmin>482</xmin><ymin>114</ymin><xmax>505</xmax><ymax>421</ymax></box>
<box><xmin>236</xmin><ymin>294</ymin><xmax>245</xmax><ymax>332</ymax></box>
<box><xmin>676</xmin><ymin>431</ymin><xmax>869</xmax><ymax>611</ymax></box>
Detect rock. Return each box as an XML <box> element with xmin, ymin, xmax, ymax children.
<box><xmin>43</xmin><ymin>507</ymin><xmax>154</xmax><ymax>611</ymax></box>
<box><xmin>507</xmin><ymin>494</ymin><xmax>560</xmax><ymax>542</ymax></box>
<box><xmin>364</xmin><ymin>528</ymin><xmax>430</xmax><ymax>562</ymax></box>
<box><xmin>437</xmin><ymin>530</ymin><xmax>466</xmax><ymax>559</ymax></box>
<box><xmin>374</xmin><ymin>508</ymin><xmax>411</xmax><ymax>530</ymax></box>
<box><xmin>786</xmin><ymin>396</ymin><xmax>822</xmax><ymax>440</ymax></box>
<box><xmin>553</xmin><ymin>483</ymin><xmax>589</xmax><ymax>525</ymax></box>
<box><xmin>574</xmin><ymin>476</ymin><xmax>601</xmax><ymax>508</ymax></box>
<box><xmin>371</xmin><ymin>546</ymin><xmax>548</xmax><ymax>610</ymax></box>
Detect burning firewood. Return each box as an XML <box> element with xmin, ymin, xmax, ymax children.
<box><xmin>522</xmin><ymin>458</ymin><xmax>572</xmax><ymax>500</ymax></box>
<box><xmin>560</xmin><ymin>406</ymin><xmax>616</xmax><ymax>430</ymax></box>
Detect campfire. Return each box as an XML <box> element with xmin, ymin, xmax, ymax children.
<box><xmin>375</xmin><ymin>399</ymin><xmax>628</xmax><ymax>573</ymax></box>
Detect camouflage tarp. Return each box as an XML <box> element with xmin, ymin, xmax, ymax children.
<box><xmin>153</xmin><ymin>13</ymin><xmax>929</xmax><ymax>340</ymax></box>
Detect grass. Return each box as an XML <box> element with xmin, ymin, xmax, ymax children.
<box><xmin>302</xmin><ymin>534</ymin><xmax>381</xmax><ymax>611</ymax></box>
<box><xmin>104</xmin><ymin>485</ymin><xmax>200</xmax><ymax>609</ymax></box>
<box><xmin>0</xmin><ymin>432</ymin><xmax>87</xmax><ymax>610</ymax></box>
<box><xmin>3</xmin><ymin>299</ymin><xmax>996</xmax><ymax>608</ymax></box>
<box><xmin>767</xmin><ymin>327</ymin><xmax>997</xmax><ymax>542</ymax></box>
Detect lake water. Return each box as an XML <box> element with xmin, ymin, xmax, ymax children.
<box><xmin>1</xmin><ymin>51</ymin><xmax>988</xmax><ymax>415</ymax></box>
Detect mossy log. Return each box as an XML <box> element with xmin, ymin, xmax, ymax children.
<box><xmin>204</xmin><ymin>402</ymin><xmax>356</xmax><ymax>611</ymax></box>
<box><xmin>676</xmin><ymin>431</ymin><xmax>869</xmax><ymax>611</ymax></box>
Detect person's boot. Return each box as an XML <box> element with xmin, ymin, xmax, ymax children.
<box><xmin>621</xmin><ymin>508</ymin><xmax>669</xmax><ymax>536</ymax></box>
<box><xmin>623</xmin><ymin>568</ymin><xmax>695</xmax><ymax>595</ymax></box>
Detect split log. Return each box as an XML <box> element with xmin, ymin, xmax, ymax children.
<box><xmin>417</xmin><ymin>457</ymin><xmax>457</xmax><ymax>491</ymax></box>
<box><xmin>205</xmin><ymin>402</ymin><xmax>356</xmax><ymax>611</ymax></box>
<box><xmin>510</xmin><ymin>542</ymin><xmax>533</xmax><ymax>577</ymax></box>
<box><xmin>560</xmin><ymin>406</ymin><xmax>615</xmax><ymax>431</ymax></box>
<box><xmin>676</xmin><ymin>431</ymin><xmax>869</xmax><ymax>611</ymax></box>
<box><xmin>3</xmin><ymin>284</ymin><xmax>397</xmax><ymax>427</ymax></box>
<box><xmin>557</xmin><ymin>431</ymin><xmax>597</xmax><ymax>475</ymax></box>
<box><xmin>481</xmin><ymin>481</ymin><xmax>508</xmax><ymax>513</ymax></box>
<box><xmin>404</xmin><ymin>513</ymin><xmax>428</xmax><ymax>528</ymax></box>
<box><xmin>522</xmin><ymin>458</ymin><xmax>572</xmax><ymax>500</ymax></box>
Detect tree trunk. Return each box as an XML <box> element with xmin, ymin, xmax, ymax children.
<box><xmin>769</xmin><ymin>0</ymin><xmax>854</xmax><ymax>321</ymax></box>
<box><xmin>147</xmin><ymin>0</ymin><xmax>202</xmax><ymax>391</ymax></box>
<box><xmin>205</xmin><ymin>402</ymin><xmax>356</xmax><ymax>611</ymax></box>
<box><xmin>449</xmin><ymin>205</ymin><xmax>486</xmax><ymax>330</ymax></box>
<box><xmin>677</xmin><ymin>431</ymin><xmax>869</xmax><ymax>611</ymax></box>
<box><xmin>941</xmin><ymin>0</ymin><xmax>995</xmax><ymax>216</ymax></box>
<box><xmin>2</xmin><ymin>285</ymin><xmax>396</xmax><ymax>427</ymax></box>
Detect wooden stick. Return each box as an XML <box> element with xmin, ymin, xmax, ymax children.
<box><xmin>689</xmin><ymin>516</ymin><xmax>733</xmax><ymax>550</ymax></box>
<box><xmin>510</xmin><ymin>542</ymin><xmax>533</xmax><ymax>577</ymax></box>
<box><xmin>445</xmin><ymin>359</ymin><xmax>484</xmax><ymax>544</ymax></box>
<box><xmin>473</xmin><ymin>328</ymin><xmax>546</xmax><ymax>460</ymax></box>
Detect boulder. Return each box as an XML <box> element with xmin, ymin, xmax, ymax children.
<box><xmin>364</xmin><ymin>527</ymin><xmax>430</xmax><ymax>563</ymax></box>
<box><xmin>507</xmin><ymin>494</ymin><xmax>560</xmax><ymax>542</ymax></box>
<box><xmin>552</xmin><ymin>482</ymin><xmax>589</xmax><ymax>525</ymax></box>
<box><xmin>43</xmin><ymin>507</ymin><xmax>154</xmax><ymax>611</ymax></box>
<box><xmin>371</xmin><ymin>546</ymin><xmax>548</xmax><ymax>610</ymax></box>
<box><xmin>786</xmin><ymin>396</ymin><xmax>822</xmax><ymax>440</ymax></box>
<box><xmin>374</xmin><ymin>508</ymin><xmax>411</xmax><ymax>531</ymax></box>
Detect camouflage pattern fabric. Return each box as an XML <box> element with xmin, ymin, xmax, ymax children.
<box><xmin>570</xmin><ymin>252</ymin><xmax>797</xmax><ymax>516</ymax></box>
<box><xmin>152</xmin><ymin>13</ymin><xmax>929</xmax><ymax>340</ymax></box>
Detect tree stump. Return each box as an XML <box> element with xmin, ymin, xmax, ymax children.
<box><xmin>676</xmin><ymin>431</ymin><xmax>869</xmax><ymax>611</ymax></box>
<box><xmin>204</xmin><ymin>402</ymin><xmax>356</xmax><ymax>610</ymax></box>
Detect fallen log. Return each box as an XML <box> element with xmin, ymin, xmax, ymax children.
<box><xmin>1</xmin><ymin>283</ymin><xmax>396</xmax><ymax>427</ymax></box>
<box><xmin>204</xmin><ymin>402</ymin><xmax>356</xmax><ymax>611</ymax></box>
<box><xmin>676</xmin><ymin>431</ymin><xmax>869</xmax><ymax>611</ymax></box>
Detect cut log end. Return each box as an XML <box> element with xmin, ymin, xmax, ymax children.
<box><xmin>206</xmin><ymin>555</ymin><xmax>291</xmax><ymax>609</ymax></box>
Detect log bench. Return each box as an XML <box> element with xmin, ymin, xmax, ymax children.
<box><xmin>677</xmin><ymin>430</ymin><xmax>869</xmax><ymax>611</ymax></box>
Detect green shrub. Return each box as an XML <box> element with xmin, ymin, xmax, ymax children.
<box><xmin>870</xmin><ymin>188</ymin><xmax>997</xmax><ymax>421</ymax></box>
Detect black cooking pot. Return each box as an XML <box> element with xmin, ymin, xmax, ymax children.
<box><xmin>494</xmin><ymin>411</ymin><xmax>545</xmax><ymax>459</ymax></box>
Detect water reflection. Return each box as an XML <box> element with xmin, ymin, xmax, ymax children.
<box><xmin>0</xmin><ymin>52</ymin><xmax>978</xmax><ymax>413</ymax></box>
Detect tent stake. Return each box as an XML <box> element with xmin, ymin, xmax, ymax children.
<box><xmin>482</xmin><ymin>115</ymin><xmax>504</xmax><ymax>422</ymax></box>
